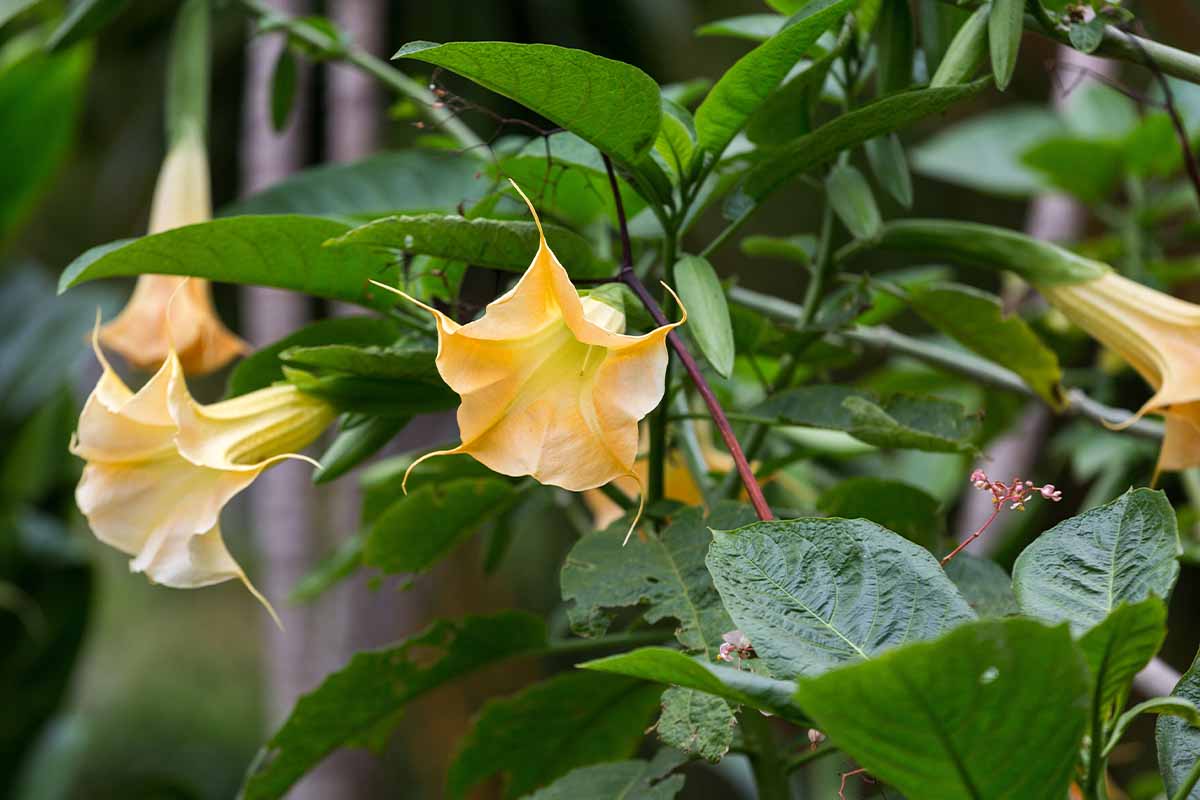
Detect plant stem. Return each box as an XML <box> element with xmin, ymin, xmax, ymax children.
<box><xmin>940</xmin><ymin>507</ymin><xmax>1001</xmax><ymax>565</ymax></box>
<box><xmin>233</xmin><ymin>0</ymin><xmax>485</xmax><ymax>152</ymax></box>
<box><xmin>784</xmin><ymin>743</ymin><xmax>839</xmax><ymax>773</ymax></box>
<box><xmin>1171</xmin><ymin>754</ymin><xmax>1200</xmax><ymax>800</ymax></box>
<box><xmin>741</xmin><ymin>711</ymin><xmax>791</xmax><ymax>800</ymax></box>
<box><xmin>603</xmin><ymin>156</ymin><xmax>774</xmax><ymax>522</ymax></box>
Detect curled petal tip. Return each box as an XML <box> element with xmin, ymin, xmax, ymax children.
<box><xmin>507</xmin><ymin>178</ymin><xmax>544</xmax><ymax>239</ymax></box>
<box><xmin>658</xmin><ymin>281</ymin><xmax>688</xmax><ymax>327</ymax></box>
<box><xmin>620</xmin><ymin>471</ymin><xmax>647</xmax><ymax>546</ymax></box>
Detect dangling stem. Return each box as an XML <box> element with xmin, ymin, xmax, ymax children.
<box><xmin>602</xmin><ymin>155</ymin><xmax>774</xmax><ymax>522</ymax></box>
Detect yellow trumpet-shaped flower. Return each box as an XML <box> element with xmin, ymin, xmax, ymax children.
<box><xmin>371</xmin><ymin>182</ymin><xmax>684</xmax><ymax>514</ymax></box>
<box><xmin>71</xmin><ymin>327</ymin><xmax>335</xmax><ymax>618</ymax></box>
<box><xmin>1041</xmin><ymin>271</ymin><xmax>1200</xmax><ymax>473</ymax></box>
<box><xmin>99</xmin><ymin>135</ymin><xmax>248</xmax><ymax>374</ymax></box>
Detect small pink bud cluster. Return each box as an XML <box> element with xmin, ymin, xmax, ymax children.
<box><xmin>969</xmin><ymin>469</ymin><xmax>1062</xmax><ymax>510</ymax></box>
<box><xmin>717</xmin><ymin>630</ymin><xmax>756</xmax><ymax>663</ymax></box>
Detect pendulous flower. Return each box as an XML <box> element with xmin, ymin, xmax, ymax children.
<box><xmin>371</xmin><ymin>182</ymin><xmax>684</xmax><ymax>521</ymax></box>
<box><xmin>1040</xmin><ymin>271</ymin><xmax>1200</xmax><ymax>474</ymax></box>
<box><xmin>99</xmin><ymin>135</ymin><xmax>247</xmax><ymax>374</ymax></box>
<box><xmin>71</xmin><ymin>326</ymin><xmax>334</xmax><ymax>618</ymax></box>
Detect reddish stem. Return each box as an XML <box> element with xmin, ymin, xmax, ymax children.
<box><xmin>941</xmin><ymin>506</ymin><xmax>1002</xmax><ymax>566</ymax></box>
<box><xmin>602</xmin><ymin>155</ymin><xmax>774</xmax><ymax>522</ymax></box>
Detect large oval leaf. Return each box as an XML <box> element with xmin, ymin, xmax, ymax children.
<box><xmin>706</xmin><ymin>517</ymin><xmax>974</xmax><ymax>678</ymax></box>
<box><xmin>795</xmin><ymin>618</ymin><xmax>1091</xmax><ymax>800</ymax></box>
<box><xmin>58</xmin><ymin>215</ymin><xmax>395</xmax><ymax>308</ymax></box>
<box><xmin>394</xmin><ymin>41</ymin><xmax>660</xmax><ymax>165</ymax></box>
<box><xmin>329</xmin><ymin>213</ymin><xmax>613</xmax><ymax>279</ymax></box>
<box><xmin>694</xmin><ymin>0</ymin><xmax>855</xmax><ymax>156</ymax></box>
<box><xmin>1013</xmin><ymin>488</ymin><xmax>1180</xmax><ymax>635</ymax></box>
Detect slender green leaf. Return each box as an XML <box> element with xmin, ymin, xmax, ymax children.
<box><xmin>1013</xmin><ymin>488</ymin><xmax>1181</xmax><ymax>635</ymax></box>
<box><xmin>864</xmin><ymin>133</ymin><xmax>913</xmax><ymax>207</ymax></box>
<box><xmin>918</xmin><ymin>0</ymin><xmax>971</xmax><ymax>75</ymax></box>
<box><xmin>930</xmin><ymin>2</ymin><xmax>989</xmax><ymax>87</ymax></box>
<box><xmin>707</xmin><ymin>517</ymin><xmax>974</xmax><ymax>679</ymax></box>
<box><xmin>657</xmin><ymin>688</ymin><xmax>734</xmax><ymax>762</ymax></box>
<box><xmin>46</xmin><ymin>0</ymin><xmax>127</xmax><ymax>51</ymax></box>
<box><xmin>241</xmin><ymin>612</ymin><xmax>548</xmax><ymax>800</ymax></box>
<box><xmin>674</xmin><ymin>255</ymin><xmax>735</xmax><ymax>377</ymax></box>
<box><xmin>282</xmin><ymin>366</ymin><xmax>457</xmax><ymax>416</ymax></box>
<box><xmin>364</xmin><ymin>478</ymin><xmax>517</xmax><ymax>574</ymax></box>
<box><xmin>312</xmin><ymin>415</ymin><xmax>410</xmax><ymax>484</ymax></box>
<box><xmin>524</xmin><ymin>750</ymin><xmax>686</xmax><ymax>800</ymax></box>
<box><xmin>694</xmin><ymin>0</ymin><xmax>855</xmax><ymax>156</ymax></box>
<box><xmin>988</xmin><ymin>0</ymin><xmax>1024</xmax><ymax>90</ymax></box>
<box><xmin>281</xmin><ymin>342</ymin><xmax>438</xmax><ymax>382</ymax></box>
<box><xmin>1158</xmin><ymin>650</ymin><xmax>1200</xmax><ymax>799</ymax></box>
<box><xmin>695</xmin><ymin>14</ymin><xmax>787</xmax><ymax>41</ymax></box>
<box><xmin>394</xmin><ymin>41</ymin><xmax>660</xmax><ymax>164</ymax></box>
<box><xmin>825</xmin><ymin>163</ymin><xmax>881</xmax><ymax>239</ymax></box>
<box><xmin>269</xmin><ymin>48</ymin><xmax>297</xmax><ymax>132</ymax></box>
<box><xmin>816</xmin><ymin>477</ymin><xmax>943</xmax><ymax>552</ymax></box>
<box><xmin>739</xmin><ymin>79</ymin><xmax>989</xmax><ymax>202</ymax></box>
<box><xmin>581</xmin><ymin>647</ymin><xmax>808</xmax><ymax>724</ymax></box>
<box><xmin>739</xmin><ymin>234</ymin><xmax>816</xmax><ymax>265</ymax></box>
<box><xmin>329</xmin><ymin>213</ymin><xmax>612</xmax><ymax>279</ymax></box>
<box><xmin>0</xmin><ymin>0</ymin><xmax>41</xmax><ymax>29</ymax></box>
<box><xmin>794</xmin><ymin>618</ymin><xmax>1091</xmax><ymax>800</ymax></box>
<box><xmin>446</xmin><ymin>671</ymin><xmax>663</xmax><ymax>799</ymax></box>
<box><xmin>908</xmin><ymin>282</ymin><xmax>1065</xmax><ymax>408</ymax></box>
<box><xmin>875</xmin><ymin>0</ymin><xmax>914</xmax><ymax>94</ymax></box>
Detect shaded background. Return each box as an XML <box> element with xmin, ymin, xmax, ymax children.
<box><xmin>3</xmin><ymin>0</ymin><xmax>1200</xmax><ymax>798</ymax></box>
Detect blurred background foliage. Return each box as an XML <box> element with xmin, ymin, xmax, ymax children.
<box><xmin>2</xmin><ymin>0</ymin><xmax>1200</xmax><ymax>798</ymax></box>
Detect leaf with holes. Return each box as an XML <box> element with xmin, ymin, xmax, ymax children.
<box><xmin>524</xmin><ymin>749</ymin><xmax>686</xmax><ymax>800</ymax></box>
<box><xmin>656</xmin><ymin>687</ymin><xmax>735</xmax><ymax>762</ymax></box>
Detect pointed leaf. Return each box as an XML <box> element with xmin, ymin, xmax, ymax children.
<box><xmin>394</xmin><ymin>41</ymin><xmax>660</xmax><ymax>164</ymax></box>
<box><xmin>864</xmin><ymin>133</ymin><xmax>913</xmax><ymax>207</ymax></box>
<box><xmin>240</xmin><ymin>612</ymin><xmax>548</xmax><ymax>800</ymax></box>
<box><xmin>794</xmin><ymin>618</ymin><xmax>1091</xmax><ymax>800</ymax></box>
<box><xmin>312</xmin><ymin>415</ymin><xmax>410</xmax><ymax>484</ymax></box>
<box><xmin>695</xmin><ymin>14</ymin><xmax>787</xmax><ymax>41</ymax></box>
<box><xmin>988</xmin><ymin>0</ymin><xmax>1024</xmax><ymax>90</ymax></box>
<box><xmin>1013</xmin><ymin>488</ymin><xmax>1181</xmax><ymax>635</ymax></box>
<box><xmin>446</xmin><ymin>671</ymin><xmax>663</xmax><ymax>799</ymax></box>
<box><xmin>825</xmin><ymin>163</ymin><xmax>882</xmax><ymax>239</ymax></box>
<box><xmin>706</xmin><ymin>517</ymin><xmax>974</xmax><ymax>678</ymax></box>
<box><xmin>674</xmin><ymin>255</ymin><xmax>735</xmax><ymax>377</ymax></box>
<box><xmin>1079</xmin><ymin>598</ymin><xmax>1167</xmax><ymax>723</ymax></box>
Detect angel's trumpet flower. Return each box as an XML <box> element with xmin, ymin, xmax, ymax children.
<box><xmin>98</xmin><ymin>135</ymin><xmax>247</xmax><ymax>374</ymax></box>
<box><xmin>1041</xmin><ymin>272</ymin><xmax>1200</xmax><ymax>474</ymax></box>
<box><xmin>371</xmin><ymin>182</ymin><xmax>684</xmax><ymax>533</ymax></box>
<box><xmin>71</xmin><ymin>327</ymin><xmax>334</xmax><ymax>618</ymax></box>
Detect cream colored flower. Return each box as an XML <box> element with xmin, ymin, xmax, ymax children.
<box><xmin>1041</xmin><ymin>271</ymin><xmax>1200</xmax><ymax>474</ymax></box>
<box><xmin>72</xmin><ymin>328</ymin><xmax>334</xmax><ymax>619</ymax></box>
<box><xmin>371</xmin><ymin>182</ymin><xmax>683</xmax><ymax>528</ymax></box>
<box><xmin>99</xmin><ymin>135</ymin><xmax>247</xmax><ymax>374</ymax></box>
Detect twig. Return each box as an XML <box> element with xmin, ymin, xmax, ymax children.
<box><xmin>602</xmin><ymin>155</ymin><xmax>774</xmax><ymax>522</ymax></box>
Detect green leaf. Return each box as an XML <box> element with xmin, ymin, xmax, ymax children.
<box><xmin>695</xmin><ymin>14</ymin><xmax>787</xmax><ymax>41</ymax></box>
<box><xmin>281</xmin><ymin>342</ymin><xmax>438</xmax><ymax>382</ymax></box>
<box><xmin>364</xmin><ymin>478</ymin><xmax>517</xmax><ymax>574</ymax></box>
<box><xmin>1108</xmin><ymin>697</ymin><xmax>1200</xmax><ymax>759</ymax></box>
<box><xmin>694</xmin><ymin>0</ymin><xmax>855</xmax><ymax>156</ymax></box>
<box><xmin>656</xmin><ymin>688</ymin><xmax>734</xmax><ymax>763</ymax></box>
<box><xmin>1158</xmin><ymin>652</ymin><xmax>1200</xmax><ymax>799</ymax></box>
<box><xmin>1124</xmin><ymin>112</ymin><xmax>1183</xmax><ymax>178</ymax></box>
<box><xmin>46</xmin><ymin>0</ymin><xmax>127</xmax><ymax>51</ymax></box>
<box><xmin>739</xmin><ymin>234</ymin><xmax>816</xmax><ymax>266</ymax></box>
<box><xmin>523</xmin><ymin>747</ymin><xmax>685</xmax><ymax>800</ymax></box>
<box><xmin>312</xmin><ymin>415</ymin><xmax>410</xmax><ymax>485</ymax></box>
<box><xmin>825</xmin><ymin>163</ymin><xmax>882</xmax><ymax>240</ymax></box>
<box><xmin>654</xmin><ymin>99</ymin><xmax>697</xmax><ymax>180</ymax></box>
<box><xmin>794</xmin><ymin>618</ymin><xmax>1091</xmax><ymax>800</ymax></box>
<box><xmin>0</xmin><ymin>46</ymin><xmax>90</xmax><ymax>241</ymax></box>
<box><xmin>739</xmin><ymin>79</ymin><xmax>989</xmax><ymax>202</ymax></box>
<box><xmin>1068</xmin><ymin>17</ymin><xmax>1105</xmax><ymax>54</ymax></box>
<box><xmin>241</xmin><ymin>612</ymin><xmax>548</xmax><ymax>800</ymax></box>
<box><xmin>329</xmin><ymin>213</ymin><xmax>612</xmax><ymax>279</ymax></box>
<box><xmin>1079</xmin><ymin>598</ymin><xmax>1167</xmax><ymax>723</ymax></box>
<box><xmin>1013</xmin><ymin>488</ymin><xmax>1181</xmax><ymax>635</ymax></box>
<box><xmin>0</xmin><ymin>0</ymin><xmax>41</xmax><ymax>29</ymax></box>
<box><xmin>911</xmin><ymin>106</ymin><xmax>1061</xmax><ymax>196</ymax></box>
<box><xmin>870</xmin><ymin>218</ymin><xmax>1109</xmax><ymax>286</ymax></box>
<box><xmin>875</xmin><ymin>0</ymin><xmax>914</xmax><ymax>94</ymax></box>
<box><xmin>282</xmin><ymin>365</ymin><xmax>456</xmax><ymax>416</ymax></box>
<box><xmin>816</xmin><ymin>477</ymin><xmax>943</xmax><ymax>552</ymax></box>
<box><xmin>908</xmin><ymin>282</ymin><xmax>1064</xmax><ymax>408</ymax></box>
<box><xmin>706</xmin><ymin>517</ymin><xmax>974</xmax><ymax>679</ymax></box>
<box><xmin>581</xmin><ymin>647</ymin><xmax>808</xmax><ymax>724</ymax></box>
<box><xmin>561</xmin><ymin>506</ymin><xmax>741</xmax><ymax>659</ymax></box>
<box><xmin>929</xmin><ymin>2</ymin><xmax>989</xmax><ymax>88</ymax></box>
<box><xmin>1062</xmin><ymin>82</ymin><xmax>1139</xmax><ymax>139</ymax></box>
<box><xmin>918</xmin><ymin>0</ymin><xmax>971</xmax><ymax>76</ymax></box>
<box><xmin>446</xmin><ymin>671</ymin><xmax>663</xmax><ymax>799</ymax></box>
<box><xmin>674</xmin><ymin>255</ymin><xmax>735</xmax><ymax>378</ymax></box>
<box><xmin>1020</xmin><ymin>136</ymin><xmax>1123</xmax><ymax>202</ymax></box>
<box><xmin>227</xmin><ymin>316</ymin><xmax>403</xmax><ymax>397</ymax></box>
<box><xmin>988</xmin><ymin>0</ymin><xmax>1023</xmax><ymax>90</ymax></box>
<box><xmin>943</xmin><ymin>553</ymin><xmax>1018</xmax><ymax>618</ymax></box>
<box><xmin>864</xmin><ymin>133</ymin><xmax>913</xmax><ymax>207</ymax></box>
<box><xmin>59</xmin><ymin>215</ymin><xmax>400</xmax><ymax>307</ymax></box>
<box><xmin>224</xmin><ymin>150</ymin><xmax>490</xmax><ymax>219</ymax></box>
<box><xmin>269</xmin><ymin>47</ymin><xmax>297</xmax><ymax>132</ymax></box>
<box><xmin>394</xmin><ymin>41</ymin><xmax>660</xmax><ymax>165</ymax></box>
<box><xmin>752</xmin><ymin>385</ymin><xmax>981</xmax><ymax>453</ymax></box>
